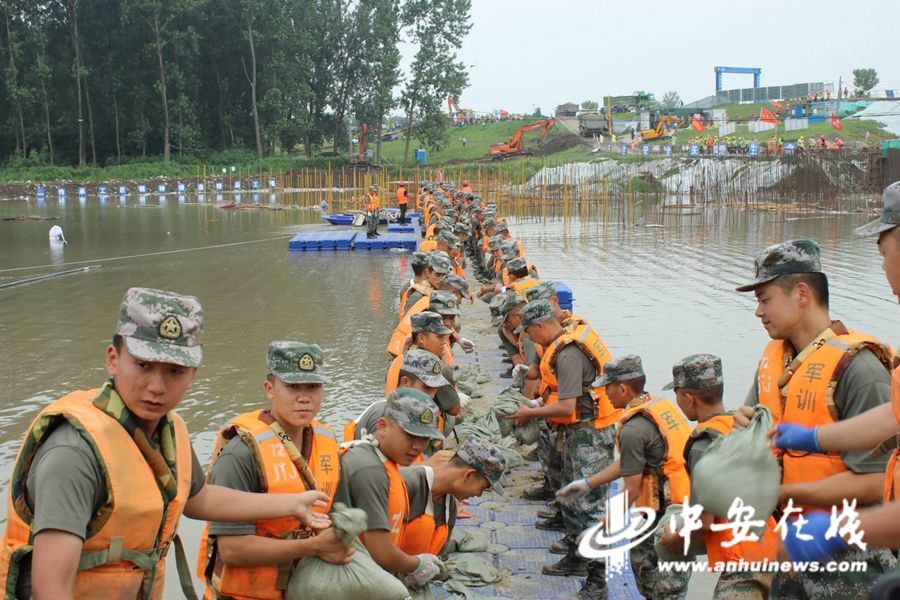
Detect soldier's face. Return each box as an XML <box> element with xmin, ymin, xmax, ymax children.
<box><xmin>378</xmin><ymin>420</ymin><xmax>428</xmax><ymax>465</ymax></box>
<box><xmin>453</xmin><ymin>470</ymin><xmax>491</xmax><ymax>500</ymax></box>
<box><xmin>427</xmin><ymin>269</ymin><xmax>445</xmax><ymax>289</ymax></box>
<box><xmin>878</xmin><ymin>229</ymin><xmax>900</xmax><ymax>302</ymax></box>
<box><xmin>106</xmin><ymin>346</ymin><xmax>196</xmax><ymax>432</ymax></box>
<box><xmin>674</xmin><ymin>389</ymin><xmax>697</xmax><ymax>420</ymax></box>
<box><xmin>605</xmin><ymin>383</ymin><xmax>631</xmax><ymax>409</ymax></box>
<box><xmin>753</xmin><ymin>282</ymin><xmax>800</xmax><ymax>340</ymax></box>
<box><xmin>417</xmin><ymin>331</ymin><xmax>447</xmax><ymax>356</ymax></box>
<box><xmin>400</xmin><ymin>375</ymin><xmax>438</xmax><ymax>399</ymax></box>
<box><xmin>265</xmin><ymin>378</ymin><xmax>323</xmax><ymax>430</ymax></box>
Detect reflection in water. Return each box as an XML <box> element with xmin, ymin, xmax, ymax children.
<box><xmin>48</xmin><ymin>239</ymin><xmax>65</xmax><ymax>266</ymax></box>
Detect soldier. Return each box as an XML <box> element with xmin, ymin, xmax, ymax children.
<box><xmin>402</xmin><ymin>252</ymin><xmax>451</xmax><ymax>316</ymax></box>
<box><xmin>365</xmin><ymin>184</ymin><xmax>381</xmax><ymax>239</ymax></box>
<box><xmin>735</xmin><ymin>239</ymin><xmax>896</xmax><ymax>598</ymax></box>
<box><xmin>557</xmin><ymin>354</ymin><xmax>690</xmax><ymax>600</ymax></box>
<box><xmin>400</xmin><ymin>436</ymin><xmax>507</xmax><ymax>558</ymax></box>
<box><xmin>197</xmin><ymin>342</ymin><xmax>353</xmax><ymax>599</ymax></box>
<box><xmin>658</xmin><ymin>354</ymin><xmax>776</xmax><ymax>600</ymax></box>
<box><xmin>758</xmin><ymin>183</ymin><xmax>900</xmax><ymax>561</ymax></box>
<box><xmin>337</xmin><ymin>388</ymin><xmax>445</xmax><ymax>591</ymax></box>
<box><xmin>0</xmin><ymin>288</ymin><xmax>328</xmax><ymax>599</ymax></box>
<box><xmin>507</xmin><ymin>300</ymin><xmax>620</xmax><ymax>598</ymax></box>
<box><xmin>397</xmin><ymin>251</ymin><xmax>430</xmax><ymax>320</ymax></box>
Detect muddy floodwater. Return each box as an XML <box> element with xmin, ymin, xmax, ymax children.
<box><xmin>0</xmin><ymin>191</ymin><xmax>895</xmax><ymax>596</ymax></box>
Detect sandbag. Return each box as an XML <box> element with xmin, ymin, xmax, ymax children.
<box><xmin>691</xmin><ymin>405</ymin><xmax>779</xmax><ymax>533</ymax></box>
<box><xmin>445</xmin><ymin>528</ymin><xmax>489</xmax><ymax>554</ymax></box>
<box><xmin>287</xmin><ymin>503</ymin><xmax>411</xmax><ymax>600</ymax></box>
<box><xmin>492</xmin><ymin>388</ymin><xmax>540</xmax><ymax>445</ymax></box>
<box><xmin>653</xmin><ymin>503</ymin><xmax>706</xmax><ymax>562</ymax></box>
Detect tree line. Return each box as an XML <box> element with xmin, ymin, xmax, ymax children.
<box><xmin>0</xmin><ymin>0</ymin><xmax>471</xmax><ymax>168</ymax></box>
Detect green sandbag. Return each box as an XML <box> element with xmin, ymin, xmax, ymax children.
<box><xmin>492</xmin><ymin>388</ymin><xmax>540</xmax><ymax>445</ymax></box>
<box><xmin>447</xmin><ymin>527</ymin><xmax>489</xmax><ymax>553</ymax></box>
<box><xmin>691</xmin><ymin>405</ymin><xmax>779</xmax><ymax>534</ymax></box>
<box><xmin>287</xmin><ymin>503</ymin><xmax>411</xmax><ymax>600</ymax></box>
<box><xmin>442</xmin><ymin>555</ymin><xmax>501</xmax><ymax>587</ymax></box>
<box><xmin>407</xmin><ymin>584</ymin><xmax>435</xmax><ymax>600</ymax></box>
<box><xmin>653</xmin><ymin>504</ymin><xmax>707</xmax><ymax>562</ymax></box>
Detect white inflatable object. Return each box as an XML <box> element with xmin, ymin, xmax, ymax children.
<box><xmin>48</xmin><ymin>225</ymin><xmax>67</xmax><ymax>244</ymax></box>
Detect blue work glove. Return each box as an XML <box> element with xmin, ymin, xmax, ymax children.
<box><xmin>783</xmin><ymin>512</ymin><xmax>848</xmax><ymax>562</ymax></box>
<box><xmin>773</xmin><ymin>423</ymin><xmax>822</xmax><ymax>453</ymax></box>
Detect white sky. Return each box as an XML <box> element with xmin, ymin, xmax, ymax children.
<box><xmin>439</xmin><ymin>0</ymin><xmax>899</xmax><ymax>115</ymax></box>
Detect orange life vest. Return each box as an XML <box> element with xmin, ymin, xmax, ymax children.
<box><xmin>359</xmin><ymin>445</ymin><xmax>409</xmax><ymax>548</ymax></box>
<box><xmin>882</xmin><ymin>367</ymin><xmax>900</xmax><ymax>503</ymax></box>
<box><xmin>500</xmin><ymin>268</ymin><xmax>512</xmax><ymax>287</ymax></box>
<box><xmin>198</xmin><ymin>410</ymin><xmax>340</xmax><ymax>600</ymax></box>
<box><xmin>0</xmin><ymin>390</ymin><xmax>192</xmax><ymax>600</ymax></box>
<box><xmin>538</xmin><ymin>323</ymin><xmax>621</xmax><ymax>428</ymax></box>
<box><xmin>615</xmin><ymin>397</ymin><xmax>690</xmax><ymax>512</ymax></box>
<box><xmin>396</xmin><ymin>188</ymin><xmax>408</xmax><ymax>206</ymax></box>
<box><xmin>756</xmin><ymin>332</ymin><xmax>892</xmax><ymax>510</ymax></box>
<box><xmin>452</xmin><ymin>261</ymin><xmax>464</xmax><ymax>279</ymax></box>
<box><xmin>387</xmin><ymin>296</ymin><xmax>430</xmax><ymax>356</ymax></box>
<box><xmin>401</xmin><ymin>468</ymin><xmax>451</xmax><ymax>556</ymax></box>
<box><xmin>684</xmin><ymin>414</ymin><xmax>777</xmax><ymax>564</ymax></box>
<box><xmin>398</xmin><ymin>283</ymin><xmax>430</xmax><ymax>320</ymax></box>
<box><xmin>366</xmin><ymin>192</ymin><xmax>380</xmax><ymax>212</ymax></box>
<box><xmin>510</xmin><ymin>276</ymin><xmax>541</xmax><ymax>298</ymax></box>
<box><xmin>420</xmin><ymin>239</ymin><xmax>437</xmax><ymax>253</ymax></box>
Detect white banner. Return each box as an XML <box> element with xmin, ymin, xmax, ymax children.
<box><xmin>718</xmin><ymin>122</ymin><xmax>736</xmax><ymax>136</ymax></box>
<box><xmin>748</xmin><ymin>121</ymin><xmax>776</xmax><ymax>133</ymax></box>
<box><xmin>784</xmin><ymin>118</ymin><xmax>809</xmax><ymax>132</ymax></box>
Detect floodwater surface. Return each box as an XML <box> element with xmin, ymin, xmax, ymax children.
<box><xmin>0</xmin><ymin>191</ymin><xmax>895</xmax><ymax>597</ymax></box>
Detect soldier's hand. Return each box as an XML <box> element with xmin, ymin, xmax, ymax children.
<box><xmin>512</xmin><ymin>364</ymin><xmax>530</xmax><ymax>382</ymax></box>
<box><xmin>312</xmin><ymin>527</ymin><xmax>354</xmax><ymax>565</ymax></box>
<box><xmin>556</xmin><ymin>478</ymin><xmax>591</xmax><ymax>506</ymax></box>
<box><xmin>459</xmin><ymin>337</ymin><xmax>476</xmax><ymax>353</ymax></box>
<box><xmin>503</xmin><ymin>405</ymin><xmax>532</xmax><ymax>427</ymax></box>
<box><xmin>657</xmin><ymin>519</ymin><xmax>682</xmax><ymax>552</ymax></box>
<box><xmin>403</xmin><ymin>553</ymin><xmax>443</xmax><ymax>589</ymax></box>
<box><xmin>293</xmin><ymin>491</ymin><xmax>332</xmax><ymax>530</ymax></box>
<box><xmin>772</xmin><ymin>423</ymin><xmax>822</xmax><ymax>452</ymax></box>
<box><xmin>732</xmin><ymin>405</ymin><xmax>756</xmax><ymax>428</ymax></box>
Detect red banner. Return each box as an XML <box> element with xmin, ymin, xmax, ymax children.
<box><xmin>760</xmin><ymin>108</ymin><xmax>777</xmax><ymax>124</ymax></box>
<box><xmin>691</xmin><ymin>117</ymin><xmax>704</xmax><ymax>133</ymax></box>
<box><xmin>830</xmin><ymin>114</ymin><xmax>843</xmax><ymax>131</ymax></box>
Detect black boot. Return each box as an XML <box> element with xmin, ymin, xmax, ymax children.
<box><xmin>537</xmin><ymin>503</ymin><xmax>560</xmax><ymax>519</ymax></box>
<box><xmin>548</xmin><ymin>534</ymin><xmax>573</xmax><ymax>555</ymax></box>
<box><xmin>541</xmin><ymin>546</ymin><xmax>588</xmax><ymax>577</ymax></box>
<box><xmin>577</xmin><ymin>561</ymin><xmax>606</xmax><ymax>599</ymax></box>
<box><xmin>523</xmin><ymin>484</ymin><xmax>554</xmax><ymax>501</ymax></box>
<box><xmin>535</xmin><ymin>513</ymin><xmax>566</xmax><ymax>532</ymax></box>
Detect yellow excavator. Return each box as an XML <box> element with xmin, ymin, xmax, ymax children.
<box><xmin>640</xmin><ymin>115</ymin><xmax>683</xmax><ymax>141</ymax></box>
<box><xmin>489</xmin><ymin>118</ymin><xmax>556</xmax><ymax>159</ymax></box>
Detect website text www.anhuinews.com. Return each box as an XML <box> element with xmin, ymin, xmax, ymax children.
<box><xmin>658</xmin><ymin>559</ymin><xmax>868</xmax><ymax>574</ymax></box>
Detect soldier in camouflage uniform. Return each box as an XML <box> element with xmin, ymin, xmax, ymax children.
<box><xmin>508</xmin><ymin>301</ymin><xmax>617</xmax><ymax>598</ymax></box>
<box><xmin>735</xmin><ymin>240</ymin><xmax>897</xmax><ymax>599</ymax></box>
<box><xmin>0</xmin><ymin>288</ymin><xmax>329</xmax><ymax>598</ymax></box>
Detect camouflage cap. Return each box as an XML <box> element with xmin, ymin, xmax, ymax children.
<box><xmin>513</xmin><ymin>299</ymin><xmax>555</xmax><ymax>334</ymax></box>
<box><xmin>855</xmin><ymin>181</ymin><xmax>900</xmax><ymax>237</ymax></box>
<box><xmin>115</xmin><ymin>287</ymin><xmax>204</xmax><ymax>367</ymax></box>
<box><xmin>488</xmin><ymin>235</ymin><xmax>503</xmax><ymax>251</ymax></box>
<box><xmin>411</xmin><ymin>311</ymin><xmax>453</xmax><ymax>335</ymax></box>
<box><xmin>455</xmin><ymin>435</ymin><xmax>508</xmax><ymax>493</ymax></box>
<box><xmin>489</xmin><ymin>290</ymin><xmax>525</xmax><ymax>327</ymax></box>
<box><xmin>427</xmin><ymin>251</ymin><xmax>452</xmax><ymax>274</ymax></box>
<box><xmin>401</xmin><ymin>348</ymin><xmax>450</xmax><ymax>388</ymax></box>
<box><xmin>662</xmin><ymin>354</ymin><xmax>724</xmax><ymax>391</ymax></box>
<box><xmin>410</xmin><ymin>251</ymin><xmax>429</xmax><ymax>268</ymax></box>
<box><xmin>526</xmin><ymin>281</ymin><xmax>557</xmax><ymax>302</ymax></box>
<box><xmin>453</xmin><ymin>222</ymin><xmax>470</xmax><ymax>235</ymax></box>
<box><xmin>494</xmin><ymin>222</ymin><xmax>509</xmax><ymax>234</ymax></box>
<box><xmin>483</xmin><ymin>218</ymin><xmax>496</xmax><ymax>230</ymax></box>
<box><xmin>384</xmin><ymin>387</ymin><xmax>444</xmax><ymax>440</ymax></box>
<box><xmin>594</xmin><ymin>355</ymin><xmax>644</xmax><ymax>387</ymax></box>
<box><xmin>267</xmin><ymin>341</ymin><xmax>331</xmax><ymax>384</ymax></box>
<box><xmin>438</xmin><ymin>231</ymin><xmax>460</xmax><ymax>249</ymax></box>
<box><xmin>442</xmin><ymin>273</ymin><xmax>471</xmax><ymax>299</ymax></box>
<box><xmin>735</xmin><ymin>239</ymin><xmax>823</xmax><ymax>292</ymax></box>
<box><xmin>429</xmin><ymin>290</ymin><xmax>460</xmax><ymax>316</ymax></box>
<box><xmin>506</xmin><ymin>257</ymin><xmax>527</xmax><ymax>272</ymax></box>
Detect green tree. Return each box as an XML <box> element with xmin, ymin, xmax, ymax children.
<box><xmin>581</xmin><ymin>100</ymin><xmax>598</xmax><ymax>110</ymax></box>
<box><xmin>660</xmin><ymin>90</ymin><xmax>681</xmax><ymax>109</ymax></box>
<box><xmin>852</xmin><ymin>68</ymin><xmax>879</xmax><ymax>97</ymax></box>
<box><xmin>400</xmin><ymin>0</ymin><xmax>471</xmax><ymax>160</ymax></box>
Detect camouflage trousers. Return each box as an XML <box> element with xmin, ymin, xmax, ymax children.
<box><xmin>629</xmin><ymin>515</ymin><xmax>689</xmax><ymax>600</ymax></box>
<box><xmin>771</xmin><ymin>546</ymin><xmax>896</xmax><ymax>600</ymax></box>
<box><xmin>713</xmin><ymin>572</ymin><xmax>772</xmax><ymax>600</ymax></box>
<box><xmin>560</xmin><ymin>424</ymin><xmax>616</xmax><ymax>536</ymax></box>
<box><xmin>537</xmin><ymin>421</ymin><xmax>562</xmax><ymax>490</ymax></box>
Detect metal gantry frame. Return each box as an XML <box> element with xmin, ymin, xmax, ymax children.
<box><xmin>714</xmin><ymin>66</ymin><xmax>762</xmax><ymax>93</ymax></box>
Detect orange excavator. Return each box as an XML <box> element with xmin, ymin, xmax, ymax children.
<box><xmin>349</xmin><ymin>122</ymin><xmax>369</xmax><ymax>165</ymax></box>
<box><xmin>489</xmin><ymin>118</ymin><xmax>556</xmax><ymax>159</ymax></box>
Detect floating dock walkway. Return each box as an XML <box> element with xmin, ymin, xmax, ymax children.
<box><xmin>288</xmin><ymin>222</ymin><xmax>420</xmax><ymax>252</ymax></box>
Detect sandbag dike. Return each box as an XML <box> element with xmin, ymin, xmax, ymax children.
<box><xmin>428</xmin><ymin>264</ymin><xmax>644</xmax><ymax>600</ymax></box>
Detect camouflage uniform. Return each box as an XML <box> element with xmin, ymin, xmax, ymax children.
<box><xmin>599</xmin><ymin>354</ymin><xmax>690</xmax><ymax>600</ymax></box>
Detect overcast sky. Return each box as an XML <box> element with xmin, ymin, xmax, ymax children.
<box><xmin>438</xmin><ymin>0</ymin><xmax>898</xmax><ymax>115</ymax></box>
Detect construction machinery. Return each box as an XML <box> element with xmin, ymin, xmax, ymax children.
<box><xmin>640</xmin><ymin>115</ymin><xmax>683</xmax><ymax>141</ymax></box>
<box><xmin>577</xmin><ymin>111</ymin><xmax>608</xmax><ymax>137</ymax></box>
<box><xmin>489</xmin><ymin>118</ymin><xmax>556</xmax><ymax>159</ymax></box>
<box><xmin>349</xmin><ymin>123</ymin><xmax>370</xmax><ymax>165</ymax></box>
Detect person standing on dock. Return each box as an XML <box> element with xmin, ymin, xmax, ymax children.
<box><xmin>365</xmin><ymin>184</ymin><xmax>381</xmax><ymax>239</ymax></box>
<box><xmin>396</xmin><ymin>181</ymin><xmax>409</xmax><ymax>224</ymax></box>
<box><xmin>558</xmin><ymin>354</ymin><xmax>691</xmax><ymax>600</ymax></box>
<box><xmin>506</xmin><ymin>300</ymin><xmax>620</xmax><ymax>598</ymax></box>
<box><xmin>196</xmin><ymin>342</ymin><xmax>352</xmax><ymax>599</ymax></box>
<box><xmin>0</xmin><ymin>288</ymin><xmax>329</xmax><ymax>599</ymax></box>
<box><xmin>735</xmin><ymin>239</ymin><xmax>896</xmax><ymax>599</ymax></box>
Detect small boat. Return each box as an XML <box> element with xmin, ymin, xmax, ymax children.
<box><xmin>322</xmin><ymin>208</ymin><xmax>402</xmax><ymax>226</ymax></box>
<box><xmin>322</xmin><ymin>213</ymin><xmax>356</xmax><ymax>226</ymax></box>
